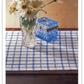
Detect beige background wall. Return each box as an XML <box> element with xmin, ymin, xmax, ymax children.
<box><xmin>6</xmin><ymin>0</ymin><xmax>78</xmax><ymax>28</ymax></box>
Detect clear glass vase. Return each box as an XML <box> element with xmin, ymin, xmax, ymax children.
<box><xmin>19</xmin><ymin>16</ymin><xmax>37</xmax><ymax>48</ymax></box>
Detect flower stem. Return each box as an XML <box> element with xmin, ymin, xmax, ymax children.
<box><xmin>40</xmin><ymin>9</ymin><xmax>47</xmax><ymax>14</ymax></box>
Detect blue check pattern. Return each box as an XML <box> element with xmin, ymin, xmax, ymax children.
<box><xmin>5</xmin><ymin>31</ymin><xmax>78</xmax><ymax>71</ymax></box>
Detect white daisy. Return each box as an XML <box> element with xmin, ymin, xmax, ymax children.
<box><xmin>9</xmin><ymin>1</ymin><xmax>17</xmax><ymax>14</ymax></box>
<box><xmin>23</xmin><ymin>9</ymin><xmax>37</xmax><ymax>20</ymax></box>
<box><xmin>30</xmin><ymin>0</ymin><xmax>46</xmax><ymax>10</ymax></box>
<box><xmin>16</xmin><ymin>0</ymin><xmax>30</xmax><ymax>13</ymax></box>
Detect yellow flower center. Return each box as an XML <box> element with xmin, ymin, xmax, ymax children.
<box><xmin>27</xmin><ymin>10</ymin><xmax>32</xmax><ymax>14</ymax></box>
<box><xmin>21</xmin><ymin>4</ymin><xmax>26</xmax><ymax>9</ymax></box>
<box><xmin>13</xmin><ymin>7</ymin><xmax>16</xmax><ymax>11</ymax></box>
<box><xmin>12</xmin><ymin>7</ymin><xmax>16</xmax><ymax>12</ymax></box>
<box><xmin>33</xmin><ymin>5</ymin><xmax>38</xmax><ymax>8</ymax></box>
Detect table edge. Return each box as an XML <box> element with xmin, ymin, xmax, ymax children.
<box><xmin>6</xmin><ymin>70</ymin><xmax>78</xmax><ymax>75</ymax></box>
<box><xmin>6</xmin><ymin>28</ymin><xmax>78</xmax><ymax>31</ymax></box>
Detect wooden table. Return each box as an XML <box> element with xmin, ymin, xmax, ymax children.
<box><xmin>6</xmin><ymin>28</ymin><xmax>78</xmax><ymax>84</ymax></box>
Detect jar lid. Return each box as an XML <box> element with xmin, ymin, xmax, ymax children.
<box><xmin>37</xmin><ymin>17</ymin><xmax>58</xmax><ymax>32</ymax></box>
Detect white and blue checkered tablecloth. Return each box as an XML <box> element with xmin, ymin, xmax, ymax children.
<box><xmin>5</xmin><ymin>31</ymin><xmax>78</xmax><ymax>71</ymax></box>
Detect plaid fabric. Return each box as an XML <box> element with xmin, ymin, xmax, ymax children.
<box><xmin>5</xmin><ymin>31</ymin><xmax>78</xmax><ymax>71</ymax></box>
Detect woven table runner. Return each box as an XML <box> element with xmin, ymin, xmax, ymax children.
<box><xmin>5</xmin><ymin>31</ymin><xmax>78</xmax><ymax>71</ymax></box>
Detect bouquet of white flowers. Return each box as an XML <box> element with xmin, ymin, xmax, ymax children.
<box><xmin>9</xmin><ymin>0</ymin><xmax>62</xmax><ymax>48</ymax></box>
